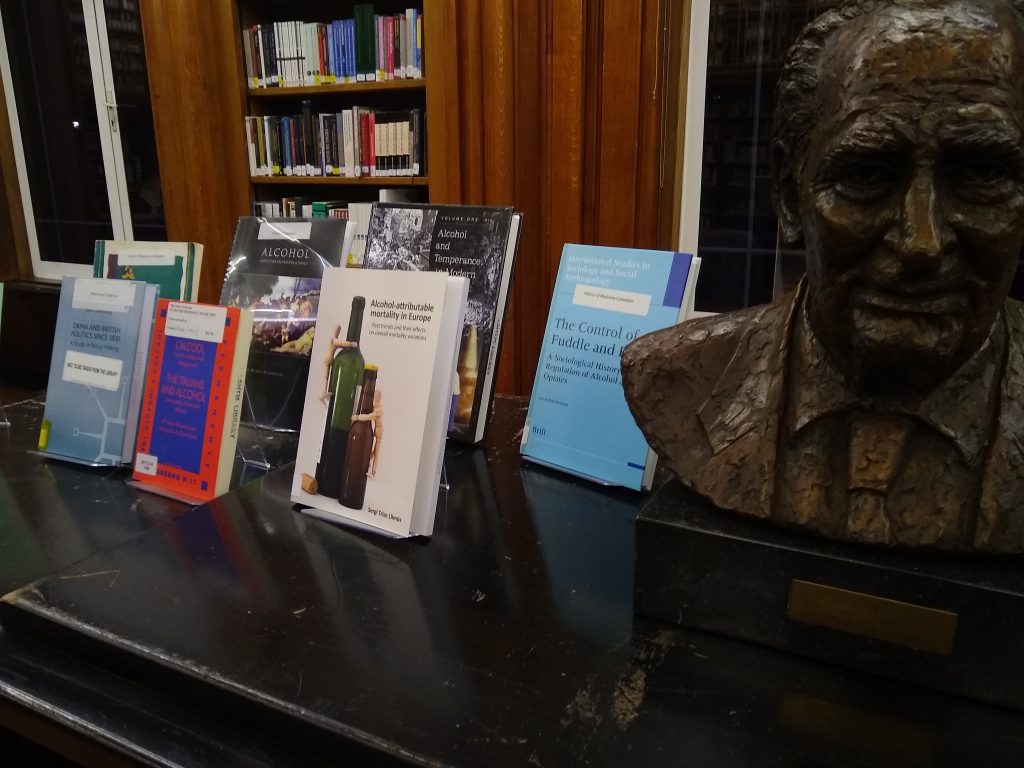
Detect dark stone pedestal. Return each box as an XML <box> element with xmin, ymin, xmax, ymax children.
<box><xmin>635</xmin><ymin>480</ymin><xmax>1024</xmax><ymax>710</ymax></box>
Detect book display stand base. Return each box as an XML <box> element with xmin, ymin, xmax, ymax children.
<box><xmin>634</xmin><ymin>480</ymin><xmax>1024</xmax><ymax>711</ymax></box>
<box><xmin>236</xmin><ymin>385</ymin><xmax>271</xmax><ymax>471</ymax></box>
<box><xmin>0</xmin><ymin>398</ymin><xmax>9</xmax><ymax>428</ymax></box>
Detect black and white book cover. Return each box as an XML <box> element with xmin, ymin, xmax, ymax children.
<box><xmin>364</xmin><ymin>203</ymin><xmax>520</xmax><ymax>443</ymax></box>
<box><xmin>220</xmin><ymin>217</ymin><xmax>348</xmax><ymax>431</ymax></box>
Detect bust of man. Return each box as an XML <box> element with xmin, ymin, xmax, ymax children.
<box><xmin>622</xmin><ymin>0</ymin><xmax>1024</xmax><ymax>552</ymax></box>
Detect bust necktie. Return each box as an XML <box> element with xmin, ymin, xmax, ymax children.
<box><xmin>845</xmin><ymin>411</ymin><xmax>914</xmax><ymax>544</ymax></box>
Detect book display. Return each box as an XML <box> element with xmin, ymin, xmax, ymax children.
<box><xmin>10</xmin><ymin>2</ymin><xmax>1024</xmax><ymax>764</ymax></box>
<box><xmin>220</xmin><ymin>216</ymin><xmax>349</xmax><ymax>431</ymax></box>
<box><xmin>291</xmin><ymin>267</ymin><xmax>467</xmax><ymax>537</ymax></box>
<box><xmin>38</xmin><ymin>277</ymin><xmax>158</xmax><ymax>467</ymax></box>
<box><xmin>236</xmin><ymin>1</ymin><xmax>432</xmax><ymax>221</ymax></box>
<box><xmin>364</xmin><ymin>203</ymin><xmax>522</xmax><ymax>442</ymax></box>
<box><xmin>521</xmin><ymin>245</ymin><xmax>698</xmax><ymax>490</ymax></box>
<box><xmin>131</xmin><ymin>300</ymin><xmax>253</xmax><ymax>505</ymax></box>
<box><xmin>93</xmin><ymin>240</ymin><xmax>204</xmax><ymax>301</ymax></box>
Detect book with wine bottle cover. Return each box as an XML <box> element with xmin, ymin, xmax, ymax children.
<box><xmin>363</xmin><ymin>203</ymin><xmax>522</xmax><ymax>444</ymax></box>
<box><xmin>220</xmin><ymin>216</ymin><xmax>349</xmax><ymax>431</ymax></box>
<box><xmin>291</xmin><ymin>268</ymin><xmax>468</xmax><ymax>538</ymax></box>
<box><xmin>521</xmin><ymin>244</ymin><xmax>700</xmax><ymax>491</ymax></box>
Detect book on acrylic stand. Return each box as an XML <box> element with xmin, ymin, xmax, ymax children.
<box><xmin>290</xmin><ymin>267</ymin><xmax>468</xmax><ymax>538</ymax></box>
<box><xmin>219</xmin><ymin>216</ymin><xmax>349</xmax><ymax>433</ymax></box>
<box><xmin>129</xmin><ymin>299</ymin><xmax>253</xmax><ymax>505</ymax></box>
<box><xmin>521</xmin><ymin>244</ymin><xmax>701</xmax><ymax>491</ymax></box>
<box><xmin>36</xmin><ymin>277</ymin><xmax>159</xmax><ymax>467</ymax></box>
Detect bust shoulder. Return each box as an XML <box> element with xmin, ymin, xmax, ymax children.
<box><xmin>621</xmin><ymin>295</ymin><xmax>796</xmax><ymax>402</ymax></box>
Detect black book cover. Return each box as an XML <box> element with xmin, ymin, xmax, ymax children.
<box><xmin>364</xmin><ymin>204</ymin><xmax>520</xmax><ymax>443</ymax></box>
<box><xmin>220</xmin><ymin>217</ymin><xmax>349</xmax><ymax>431</ymax></box>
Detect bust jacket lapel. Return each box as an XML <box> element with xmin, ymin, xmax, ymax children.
<box><xmin>694</xmin><ymin>287</ymin><xmax>801</xmax><ymax>519</ymax></box>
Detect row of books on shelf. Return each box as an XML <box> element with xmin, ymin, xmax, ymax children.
<box><xmin>244</xmin><ymin>107</ymin><xmax>424</xmax><ymax>178</ymax></box>
<box><xmin>241</xmin><ymin>6</ymin><xmax>423</xmax><ymax>88</ymax></box>
<box><xmin>38</xmin><ymin>205</ymin><xmax>700</xmax><ymax>540</ymax></box>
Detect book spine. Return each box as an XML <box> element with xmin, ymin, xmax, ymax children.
<box><xmin>395</xmin><ymin>13</ymin><xmax>403</xmax><ymax>79</ymax></box>
<box><xmin>92</xmin><ymin>240</ymin><xmax>105</xmax><ymax>277</ymax></box>
<box><xmin>122</xmin><ymin>285</ymin><xmax>159</xmax><ymax>464</ymax></box>
<box><xmin>411</xmin><ymin>108</ymin><xmax>423</xmax><ymax>175</ymax></box>
<box><xmin>215</xmin><ymin>308</ymin><xmax>252</xmax><ymax>497</ymax></box>
<box><xmin>254</xmin><ymin>25</ymin><xmax>265</xmax><ymax>87</ymax></box>
<box><xmin>403</xmin><ymin>8</ymin><xmax>411</xmax><ymax>77</ymax></box>
<box><xmin>302</xmin><ymin>100</ymin><xmax>314</xmax><ymax>176</ymax></box>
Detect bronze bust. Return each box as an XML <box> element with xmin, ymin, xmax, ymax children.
<box><xmin>622</xmin><ymin>0</ymin><xmax>1024</xmax><ymax>552</ymax></box>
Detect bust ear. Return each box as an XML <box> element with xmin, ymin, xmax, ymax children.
<box><xmin>772</xmin><ymin>141</ymin><xmax>802</xmax><ymax>245</ymax></box>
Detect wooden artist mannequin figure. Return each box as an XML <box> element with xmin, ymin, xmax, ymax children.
<box><xmin>623</xmin><ymin>0</ymin><xmax>1024</xmax><ymax>552</ymax></box>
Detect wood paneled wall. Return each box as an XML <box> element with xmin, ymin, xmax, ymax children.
<box><xmin>139</xmin><ymin>0</ymin><xmax>251</xmax><ymax>304</ymax></box>
<box><xmin>138</xmin><ymin>0</ymin><xmax>680</xmax><ymax>393</ymax></box>
<box><xmin>434</xmin><ymin>0</ymin><xmax>679</xmax><ymax>394</ymax></box>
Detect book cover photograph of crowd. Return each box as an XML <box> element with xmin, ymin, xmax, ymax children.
<box><xmin>624</xmin><ymin>0</ymin><xmax>1024</xmax><ymax>553</ymax></box>
<box><xmin>223</xmin><ymin>274</ymin><xmax>322</xmax><ymax>356</ymax></box>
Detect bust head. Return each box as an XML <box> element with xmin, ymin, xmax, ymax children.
<box><xmin>773</xmin><ymin>0</ymin><xmax>1024</xmax><ymax>395</ymax></box>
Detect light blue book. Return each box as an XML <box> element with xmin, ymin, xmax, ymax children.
<box><xmin>39</xmin><ymin>276</ymin><xmax>158</xmax><ymax>466</ymax></box>
<box><xmin>521</xmin><ymin>244</ymin><xmax>698</xmax><ymax>490</ymax></box>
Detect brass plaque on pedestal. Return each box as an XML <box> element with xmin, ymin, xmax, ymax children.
<box><xmin>787</xmin><ymin>580</ymin><xmax>957</xmax><ymax>655</ymax></box>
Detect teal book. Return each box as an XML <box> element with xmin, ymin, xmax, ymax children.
<box><xmin>521</xmin><ymin>244</ymin><xmax>697</xmax><ymax>490</ymax></box>
<box><xmin>39</xmin><ymin>277</ymin><xmax>159</xmax><ymax>466</ymax></box>
<box><xmin>93</xmin><ymin>240</ymin><xmax>204</xmax><ymax>301</ymax></box>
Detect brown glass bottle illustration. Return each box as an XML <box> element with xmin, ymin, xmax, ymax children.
<box><xmin>315</xmin><ymin>296</ymin><xmax>364</xmax><ymax>497</ymax></box>
<box><xmin>339</xmin><ymin>364</ymin><xmax>381</xmax><ymax>509</ymax></box>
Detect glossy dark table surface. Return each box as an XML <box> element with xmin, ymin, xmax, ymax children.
<box><xmin>2</xmin><ymin>396</ymin><xmax>1023</xmax><ymax>766</ymax></box>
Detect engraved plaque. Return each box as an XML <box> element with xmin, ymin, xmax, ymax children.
<box><xmin>788</xmin><ymin>580</ymin><xmax>957</xmax><ymax>655</ymax></box>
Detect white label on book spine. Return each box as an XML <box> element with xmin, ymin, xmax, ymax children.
<box><xmin>257</xmin><ymin>221</ymin><xmax>313</xmax><ymax>240</ymax></box>
<box><xmin>117</xmin><ymin>252</ymin><xmax>176</xmax><ymax>266</ymax></box>
<box><xmin>62</xmin><ymin>350</ymin><xmax>123</xmax><ymax>391</ymax></box>
<box><xmin>572</xmin><ymin>284</ymin><xmax>652</xmax><ymax>317</ymax></box>
<box><xmin>71</xmin><ymin>278</ymin><xmax>136</xmax><ymax>313</ymax></box>
<box><xmin>164</xmin><ymin>302</ymin><xmax>227</xmax><ymax>344</ymax></box>
<box><xmin>135</xmin><ymin>452</ymin><xmax>158</xmax><ymax>475</ymax></box>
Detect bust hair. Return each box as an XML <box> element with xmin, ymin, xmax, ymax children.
<box><xmin>770</xmin><ymin>0</ymin><xmax>1024</xmax><ymax>244</ymax></box>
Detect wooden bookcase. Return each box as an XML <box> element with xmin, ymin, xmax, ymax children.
<box><xmin>234</xmin><ymin>0</ymin><xmax>447</xmax><ymax>212</ymax></box>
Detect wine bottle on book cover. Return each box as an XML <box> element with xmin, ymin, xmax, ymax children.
<box><xmin>315</xmin><ymin>296</ymin><xmax>365</xmax><ymax>498</ymax></box>
<box><xmin>363</xmin><ymin>203</ymin><xmax>523</xmax><ymax>443</ymax></box>
<box><xmin>93</xmin><ymin>240</ymin><xmax>204</xmax><ymax>302</ymax></box>
<box><xmin>521</xmin><ymin>244</ymin><xmax>701</xmax><ymax>491</ymax></box>
<box><xmin>37</xmin><ymin>277</ymin><xmax>158</xmax><ymax>467</ymax></box>
<box><xmin>291</xmin><ymin>268</ymin><xmax>468</xmax><ymax>538</ymax></box>
<box><xmin>131</xmin><ymin>300</ymin><xmax>253</xmax><ymax>505</ymax></box>
<box><xmin>220</xmin><ymin>216</ymin><xmax>349</xmax><ymax>432</ymax></box>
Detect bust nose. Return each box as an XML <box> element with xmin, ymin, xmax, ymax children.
<box><xmin>887</xmin><ymin>167</ymin><xmax>952</xmax><ymax>274</ymax></box>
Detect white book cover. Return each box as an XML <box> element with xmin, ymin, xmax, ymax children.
<box><xmin>291</xmin><ymin>268</ymin><xmax>468</xmax><ymax>537</ymax></box>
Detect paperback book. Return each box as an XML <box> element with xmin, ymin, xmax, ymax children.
<box><xmin>93</xmin><ymin>240</ymin><xmax>203</xmax><ymax>301</ymax></box>
<box><xmin>220</xmin><ymin>217</ymin><xmax>349</xmax><ymax>431</ymax></box>
<box><xmin>364</xmin><ymin>203</ymin><xmax>522</xmax><ymax>443</ymax></box>
<box><xmin>38</xmin><ymin>277</ymin><xmax>158</xmax><ymax>466</ymax></box>
<box><xmin>521</xmin><ymin>245</ymin><xmax>699</xmax><ymax>490</ymax></box>
<box><xmin>291</xmin><ymin>268</ymin><xmax>468</xmax><ymax>538</ymax></box>
<box><xmin>132</xmin><ymin>300</ymin><xmax>253</xmax><ymax>504</ymax></box>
